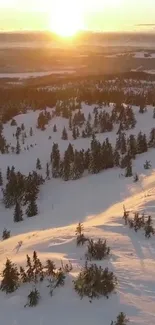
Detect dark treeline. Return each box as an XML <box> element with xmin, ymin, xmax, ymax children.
<box><xmin>0</xmin><ymin>76</ymin><xmax>155</xmax><ymax>123</ymax></box>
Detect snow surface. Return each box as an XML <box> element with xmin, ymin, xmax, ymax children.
<box><xmin>133</xmin><ymin>51</ymin><xmax>155</xmax><ymax>59</ymax></box>
<box><xmin>0</xmin><ymin>104</ymin><xmax>155</xmax><ymax>325</ymax></box>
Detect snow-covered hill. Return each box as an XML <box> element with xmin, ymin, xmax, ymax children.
<box><xmin>0</xmin><ymin>103</ymin><xmax>155</xmax><ymax>325</ymax></box>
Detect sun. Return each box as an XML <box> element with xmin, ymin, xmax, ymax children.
<box><xmin>49</xmin><ymin>1</ymin><xmax>83</xmax><ymax>37</ymax></box>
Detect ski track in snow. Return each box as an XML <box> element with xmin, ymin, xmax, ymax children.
<box><xmin>0</xmin><ymin>104</ymin><xmax>155</xmax><ymax>324</ymax></box>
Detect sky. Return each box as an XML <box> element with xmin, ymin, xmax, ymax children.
<box><xmin>0</xmin><ymin>0</ymin><xmax>155</xmax><ymax>32</ymax></box>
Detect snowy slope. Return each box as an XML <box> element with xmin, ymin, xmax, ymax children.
<box><xmin>0</xmin><ymin>104</ymin><xmax>155</xmax><ymax>325</ymax></box>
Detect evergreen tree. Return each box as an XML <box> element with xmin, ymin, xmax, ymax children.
<box><xmin>14</xmin><ymin>201</ymin><xmax>23</xmax><ymax>222</ymax></box>
<box><xmin>153</xmin><ymin>108</ymin><xmax>155</xmax><ymax>119</ymax></box>
<box><xmin>66</xmin><ymin>143</ymin><xmax>74</xmax><ymax>162</ymax></box>
<box><xmin>82</xmin><ymin>130</ymin><xmax>86</xmax><ymax>138</ymax></box>
<box><xmin>51</xmin><ymin>143</ymin><xmax>60</xmax><ymax>178</ymax></box>
<box><xmin>26</xmin><ymin>198</ymin><xmax>38</xmax><ymax>217</ymax></box>
<box><xmin>2</xmin><ymin>228</ymin><xmax>10</xmax><ymax>240</ymax></box>
<box><xmin>88</xmin><ymin>112</ymin><xmax>92</xmax><ymax>122</ymax></box>
<box><xmin>53</xmin><ymin>124</ymin><xmax>57</xmax><ymax>132</ymax></box>
<box><xmin>133</xmin><ymin>173</ymin><xmax>139</xmax><ymax>182</ymax></box>
<box><xmin>36</xmin><ymin>158</ymin><xmax>42</xmax><ymax>170</ymax></box>
<box><xmin>30</xmin><ymin>127</ymin><xmax>33</xmax><ymax>136</ymax></box>
<box><xmin>72</xmin><ymin>126</ymin><xmax>77</xmax><ymax>140</ymax></box>
<box><xmin>128</xmin><ymin>134</ymin><xmax>137</xmax><ymax>159</ymax></box>
<box><xmin>69</xmin><ymin>116</ymin><xmax>72</xmax><ymax>130</ymax></box>
<box><xmin>139</xmin><ymin>103</ymin><xmax>145</xmax><ymax>114</ymax></box>
<box><xmin>16</xmin><ymin>139</ymin><xmax>21</xmax><ymax>154</ymax></box>
<box><xmin>10</xmin><ymin>119</ymin><xmax>17</xmax><ymax>126</ymax></box>
<box><xmin>149</xmin><ymin>128</ymin><xmax>155</xmax><ymax>147</ymax></box>
<box><xmin>72</xmin><ymin>150</ymin><xmax>83</xmax><ymax>180</ymax></box>
<box><xmin>25</xmin><ymin>288</ymin><xmax>40</xmax><ymax>307</ymax></box>
<box><xmin>113</xmin><ymin>149</ymin><xmax>120</xmax><ymax>167</ymax></box>
<box><xmin>144</xmin><ymin>160</ymin><xmax>151</xmax><ymax>170</ymax></box>
<box><xmin>111</xmin><ymin>312</ymin><xmax>129</xmax><ymax>325</ymax></box>
<box><xmin>120</xmin><ymin>133</ymin><xmax>127</xmax><ymax>155</ymax></box>
<box><xmin>46</xmin><ymin>162</ymin><xmax>50</xmax><ymax>179</ymax></box>
<box><xmin>0</xmin><ymin>258</ymin><xmax>19</xmax><ymax>293</ymax></box>
<box><xmin>89</xmin><ymin>136</ymin><xmax>102</xmax><ymax>173</ymax></box>
<box><xmin>94</xmin><ymin>110</ymin><xmax>99</xmax><ymax>130</ymax></box>
<box><xmin>21</xmin><ymin>123</ymin><xmax>25</xmax><ymax>131</ymax></box>
<box><xmin>76</xmin><ymin>127</ymin><xmax>80</xmax><ymax>138</ymax></box>
<box><xmin>62</xmin><ymin>150</ymin><xmax>71</xmax><ymax>181</ymax></box>
<box><xmin>137</xmin><ymin>132</ymin><xmax>147</xmax><ymax>154</ymax></box>
<box><xmin>61</xmin><ymin>127</ymin><xmax>68</xmax><ymax>140</ymax></box>
<box><xmin>0</xmin><ymin>170</ymin><xmax>3</xmax><ymax>186</ymax></box>
<box><xmin>125</xmin><ymin>160</ymin><xmax>132</xmax><ymax>177</ymax></box>
<box><xmin>84</xmin><ymin>148</ymin><xmax>90</xmax><ymax>169</ymax></box>
<box><xmin>85</xmin><ymin>120</ymin><xmax>92</xmax><ymax>137</ymax></box>
<box><xmin>117</xmin><ymin>122</ymin><xmax>124</xmax><ymax>135</ymax></box>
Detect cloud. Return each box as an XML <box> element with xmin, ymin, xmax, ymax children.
<box><xmin>135</xmin><ymin>23</ymin><xmax>155</xmax><ymax>27</ymax></box>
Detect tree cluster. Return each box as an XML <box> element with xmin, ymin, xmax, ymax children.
<box><xmin>123</xmin><ymin>209</ymin><xmax>155</xmax><ymax>238</ymax></box>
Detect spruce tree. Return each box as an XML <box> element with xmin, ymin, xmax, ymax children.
<box><xmin>2</xmin><ymin>228</ymin><xmax>10</xmax><ymax>240</ymax></box>
<box><xmin>125</xmin><ymin>160</ymin><xmax>132</xmax><ymax>177</ymax></box>
<box><xmin>14</xmin><ymin>202</ymin><xmax>23</xmax><ymax>222</ymax></box>
<box><xmin>61</xmin><ymin>127</ymin><xmax>68</xmax><ymax>140</ymax></box>
<box><xmin>153</xmin><ymin>108</ymin><xmax>155</xmax><ymax>119</ymax></box>
<box><xmin>120</xmin><ymin>133</ymin><xmax>127</xmax><ymax>155</ymax></box>
<box><xmin>62</xmin><ymin>150</ymin><xmax>71</xmax><ymax>181</ymax></box>
<box><xmin>16</xmin><ymin>139</ymin><xmax>21</xmax><ymax>154</ymax></box>
<box><xmin>139</xmin><ymin>103</ymin><xmax>145</xmax><ymax>114</ymax></box>
<box><xmin>149</xmin><ymin>128</ymin><xmax>155</xmax><ymax>147</ymax></box>
<box><xmin>128</xmin><ymin>134</ymin><xmax>137</xmax><ymax>159</ymax></box>
<box><xmin>85</xmin><ymin>120</ymin><xmax>92</xmax><ymax>137</ymax></box>
<box><xmin>36</xmin><ymin>158</ymin><xmax>42</xmax><ymax>170</ymax></box>
<box><xmin>66</xmin><ymin>143</ymin><xmax>74</xmax><ymax>162</ymax></box>
<box><xmin>30</xmin><ymin>127</ymin><xmax>33</xmax><ymax>136</ymax></box>
<box><xmin>113</xmin><ymin>149</ymin><xmax>120</xmax><ymax>167</ymax></box>
<box><xmin>25</xmin><ymin>288</ymin><xmax>40</xmax><ymax>307</ymax></box>
<box><xmin>111</xmin><ymin>312</ymin><xmax>129</xmax><ymax>325</ymax></box>
<box><xmin>0</xmin><ymin>258</ymin><xmax>19</xmax><ymax>293</ymax></box>
<box><xmin>10</xmin><ymin>119</ymin><xmax>17</xmax><ymax>126</ymax></box>
<box><xmin>46</xmin><ymin>162</ymin><xmax>50</xmax><ymax>179</ymax></box>
<box><xmin>26</xmin><ymin>198</ymin><xmax>38</xmax><ymax>217</ymax></box>
<box><xmin>53</xmin><ymin>124</ymin><xmax>57</xmax><ymax>132</ymax></box>
<box><xmin>21</xmin><ymin>123</ymin><xmax>25</xmax><ymax>131</ymax></box>
<box><xmin>0</xmin><ymin>170</ymin><xmax>3</xmax><ymax>186</ymax></box>
<box><xmin>76</xmin><ymin>127</ymin><xmax>80</xmax><ymax>138</ymax></box>
<box><xmin>137</xmin><ymin>132</ymin><xmax>147</xmax><ymax>154</ymax></box>
<box><xmin>84</xmin><ymin>148</ymin><xmax>90</xmax><ymax>169</ymax></box>
<box><xmin>72</xmin><ymin>150</ymin><xmax>83</xmax><ymax>180</ymax></box>
<box><xmin>69</xmin><ymin>116</ymin><xmax>72</xmax><ymax>130</ymax></box>
<box><xmin>72</xmin><ymin>126</ymin><xmax>77</xmax><ymax>140</ymax></box>
<box><xmin>89</xmin><ymin>136</ymin><xmax>102</xmax><ymax>173</ymax></box>
<box><xmin>51</xmin><ymin>143</ymin><xmax>60</xmax><ymax>178</ymax></box>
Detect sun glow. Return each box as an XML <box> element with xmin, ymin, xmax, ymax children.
<box><xmin>49</xmin><ymin>1</ymin><xmax>83</xmax><ymax>37</ymax></box>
